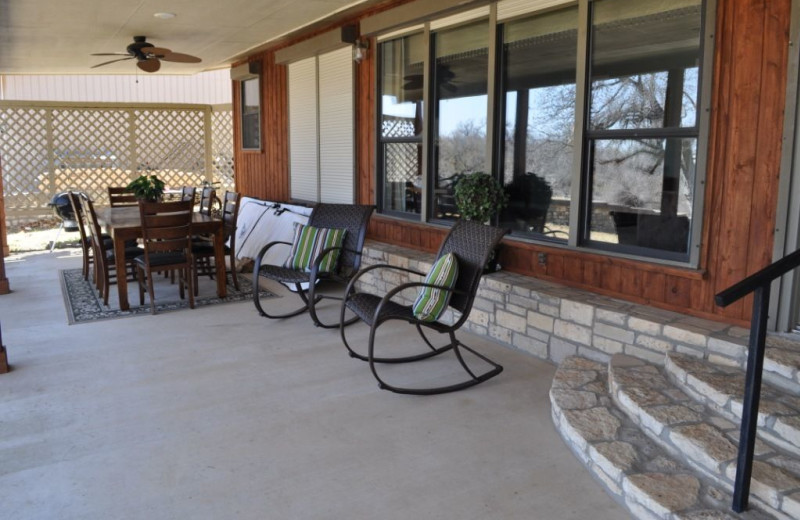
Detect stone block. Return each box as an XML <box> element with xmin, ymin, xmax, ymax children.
<box><xmin>561</xmin><ymin>299</ymin><xmax>595</xmax><ymax>326</ymax></box>
<box><xmin>468</xmin><ymin>309</ymin><xmax>490</xmax><ymax>327</ymax></box>
<box><xmin>593</xmin><ymin>335</ymin><xmax>624</xmax><ymax>355</ymax></box>
<box><xmin>497</xmin><ymin>310</ymin><xmax>527</xmax><ymax>333</ymax></box>
<box><xmin>590</xmin><ymin>441</ymin><xmax>637</xmax><ymax>483</ymax></box>
<box><xmin>577</xmin><ymin>347</ymin><xmax>611</xmax><ymax>364</ymax></box>
<box><xmin>550</xmin><ymin>338</ymin><xmax>579</xmax><ymax>364</ymax></box>
<box><xmin>596</xmin><ymin>308</ymin><xmax>628</xmax><ymax>326</ymax></box>
<box><xmin>477</xmin><ymin>288</ymin><xmax>505</xmax><ymax>303</ymax></box>
<box><xmin>707</xmin><ymin>338</ymin><xmax>745</xmax><ymax>358</ymax></box>
<box><xmin>624</xmin><ymin>344</ymin><xmax>666</xmax><ymax>365</ymax></box>
<box><xmin>624</xmin><ymin>473</ymin><xmax>700</xmax><ymax>518</ymax></box>
<box><xmin>664</xmin><ymin>325</ymin><xmax>707</xmax><ymax>347</ymax></box>
<box><xmin>505</xmin><ymin>303</ymin><xmax>527</xmax><ymax>317</ymax></box>
<box><xmin>484</xmin><ymin>277</ymin><xmax>512</xmax><ymax>293</ymax></box>
<box><xmin>472</xmin><ymin>297</ymin><xmax>495</xmax><ymax>313</ymax></box>
<box><xmin>629</xmin><ymin>317</ymin><xmax>662</xmax><ymax>335</ymax></box>
<box><xmin>539</xmin><ymin>303</ymin><xmax>560</xmax><ymax>318</ymax></box>
<box><xmin>513</xmin><ymin>333</ymin><xmax>547</xmax><ymax>358</ymax></box>
<box><xmin>488</xmin><ymin>324</ymin><xmax>512</xmax><ymax>344</ymax></box>
<box><xmin>595</xmin><ymin>322</ymin><xmax>635</xmax><ymax>344</ymax></box>
<box><xmin>508</xmin><ymin>294</ymin><xmax>537</xmax><ymax>311</ymax></box>
<box><xmin>527</xmin><ymin>311</ymin><xmax>554</xmax><ymax>333</ymax></box>
<box><xmin>635</xmin><ymin>335</ymin><xmax>673</xmax><ymax>353</ymax></box>
<box><xmin>554</xmin><ymin>320</ymin><xmax>592</xmax><ymax>346</ymax></box>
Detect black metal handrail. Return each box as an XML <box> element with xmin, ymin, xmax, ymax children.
<box><xmin>715</xmin><ymin>248</ymin><xmax>800</xmax><ymax>512</ymax></box>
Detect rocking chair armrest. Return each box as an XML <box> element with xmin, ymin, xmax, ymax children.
<box><xmin>374</xmin><ymin>281</ymin><xmax>468</xmax><ymax>324</ymax></box>
<box><xmin>253</xmin><ymin>240</ymin><xmax>292</xmax><ymax>274</ymax></box>
<box><xmin>342</xmin><ymin>263</ymin><xmax>427</xmax><ymax>301</ymax></box>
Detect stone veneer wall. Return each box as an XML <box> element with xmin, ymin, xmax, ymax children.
<box><xmin>357</xmin><ymin>240</ymin><xmax>752</xmax><ymax>369</ymax></box>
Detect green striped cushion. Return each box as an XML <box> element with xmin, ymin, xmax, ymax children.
<box><xmin>284</xmin><ymin>224</ymin><xmax>347</xmax><ymax>273</ymax></box>
<box><xmin>412</xmin><ymin>252</ymin><xmax>459</xmax><ymax>322</ymax></box>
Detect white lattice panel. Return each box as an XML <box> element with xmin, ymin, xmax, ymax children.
<box><xmin>211</xmin><ymin>108</ymin><xmax>234</xmax><ymax>192</ymax></box>
<box><xmin>0</xmin><ymin>102</ymin><xmax>232</xmax><ymax>217</ymax></box>
<box><xmin>0</xmin><ymin>108</ymin><xmax>49</xmax><ymax>211</ymax></box>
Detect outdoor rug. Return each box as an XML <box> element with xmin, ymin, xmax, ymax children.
<box><xmin>59</xmin><ymin>268</ymin><xmax>276</xmax><ymax>324</ymax></box>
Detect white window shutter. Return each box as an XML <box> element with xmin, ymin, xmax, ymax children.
<box><xmin>318</xmin><ymin>47</ymin><xmax>355</xmax><ymax>204</ymax></box>
<box><xmin>288</xmin><ymin>57</ymin><xmax>319</xmax><ymax>202</ymax></box>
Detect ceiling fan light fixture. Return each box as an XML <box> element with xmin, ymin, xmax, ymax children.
<box><xmin>153</xmin><ymin>12</ymin><xmax>176</xmax><ymax>19</ymax></box>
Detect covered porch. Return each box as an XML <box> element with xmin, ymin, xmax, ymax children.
<box><xmin>0</xmin><ymin>249</ymin><xmax>625</xmax><ymax>518</ymax></box>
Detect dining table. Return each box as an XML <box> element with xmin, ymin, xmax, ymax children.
<box><xmin>96</xmin><ymin>205</ymin><xmax>227</xmax><ymax>311</ymax></box>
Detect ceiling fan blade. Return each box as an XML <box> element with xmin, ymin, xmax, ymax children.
<box><xmin>91</xmin><ymin>52</ymin><xmax>131</xmax><ymax>56</ymax></box>
<box><xmin>141</xmin><ymin>47</ymin><xmax>172</xmax><ymax>56</ymax></box>
<box><xmin>137</xmin><ymin>58</ymin><xmax>161</xmax><ymax>73</ymax></box>
<box><xmin>159</xmin><ymin>52</ymin><xmax>202</xmax><ymax>64</ymax></box>
<box><xmin>91</xmin><ymin>57</ymin><xmax>134</xmax><ymax>68</ymax></box>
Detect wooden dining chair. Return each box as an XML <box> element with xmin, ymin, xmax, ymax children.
<box><xmin>192</xmin><ymin>191</ymin><xmax>241</xmax><ymax>294</ymax></box>
<box><xmin>80</xmin><ymin>195</ymin><xmax>142</xmax><ymax>306</ymax></box>
<box><xmin>107</xmin><ymin>186</ymin><xmax>138</xmax><ymax>207</ymax></box>
<box><xmin>67</xmin><ymin>191</ymin><xmax>95</xmax><ymax>280</ymax></box>
<box><xmin>134</xmin><ymin>200</ymin><xmax>195</xmax><ymax>314</ymax></box>
<box><xmin>198</xmin><ymin>186</ymin><xmax>216</xmax><ymax>216</ymax></box>
<box><xmin>180</xmin><ymin>186</ymin><xmax>196</xmax><ymax>204</ymax></box>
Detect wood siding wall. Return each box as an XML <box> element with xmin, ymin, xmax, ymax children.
<box><xmin>232</xmin><ymin>0</ymin><xmax>793</xmax><ymax>326</ymax></box>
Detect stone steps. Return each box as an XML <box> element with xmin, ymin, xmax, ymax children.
<box><xmin>550</xmin><ymin>356</ymin><xmax>771</xmax><ymax>519</ymax></box>
<box><xmin>609</xmin><ymin>355</ymin><xmax>800</xmax><ymax>519</ymax></box>
<box><xmin>666</xmin><ymin>352</ymin><xmax>800</xmax><ymax>455</ymax></box>
<box><xmin>764</xmin><ymin>335</ymin><xmax>800</xmax><ymax>394</ymax></box>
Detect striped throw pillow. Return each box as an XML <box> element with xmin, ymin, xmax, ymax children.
<box><xmin>284</xmin><ymin>224</ymin><xmax>347</xmax><ymax>273</ymax></box>
<box><xmin>412</xmin><ymin>252</ymin><xmax>459</xmax><ymax>322</ymax></box>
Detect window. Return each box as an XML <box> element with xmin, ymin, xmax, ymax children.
<box><xmin>288</xmin><ymin>47</ymin><xmax>354</xmax><ymax>203</ymax></box>
<box><xmin>375</xmin><ymin>0</ymin><xmax>709</xmax><ymax>264</ymax></box>
<box><xmin>241</xmin><ymin>78</ymin><xmax>261</xmax><ymax>150</ymax></box>
<box><xmin>431</xmin><ymin>20</ymin><xmax>490</xmax><ymax>220</ymax></box>
<box><xmin>378</xmin><ymin>32</ymin><xmax>425</xmax><ymax>217</ymax></box>
<box><xmin>582</xmin><ymin>0</ymin><xmax>703</xmax><ymax>261</ymax></box>
<box><xmin>499</xmin><ymin>6</ymin><xmax>578</xmax><ymax>240</ymax></box>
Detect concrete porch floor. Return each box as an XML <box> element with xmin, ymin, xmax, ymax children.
<box><xmin>0</xmin><ymin>250</ymin><xmax>626</xmax><ymax>519</ymax></box>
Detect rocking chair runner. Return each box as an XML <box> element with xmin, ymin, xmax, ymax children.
<box><xmin>340</xmin><ymin>219</ymin><xmax>509</xmax><ymax>395</ymax></box>
<box><xmin>252</xmin><ymin>203</ymin><xmax>374</xmax><ymax>328</ymax></box>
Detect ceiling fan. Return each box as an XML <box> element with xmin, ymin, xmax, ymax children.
<box><xmin>90</xmin><ymin>36</ymin><xmax>201</xmax><ymax>73</ymax></box>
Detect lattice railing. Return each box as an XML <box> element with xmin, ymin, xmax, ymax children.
<box><xmin>0</xmin><ymin>101</ymin><xmax>233</xmax><ymax>217</ymax></box>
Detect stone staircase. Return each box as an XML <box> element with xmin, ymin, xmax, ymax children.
<box><xmin>550</xmin><ymin>335</ymin><xmax>800</xmax><ymax>519</ymax></box>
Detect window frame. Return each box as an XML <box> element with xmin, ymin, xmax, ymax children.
<box><xmin>373</xmin><ymin>0</ymin><xmax>715</xmax><ymax>268</ymax></box>
<box><xmin>240</xmin><ymin>77</ymin><xmax>262</xmax><ymax>151</ymax></box>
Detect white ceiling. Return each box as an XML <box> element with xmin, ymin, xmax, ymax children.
<box><xmin>0</xmin><ymin>0</ymin><xmax>371</xmax><ymax>75</ymax></box>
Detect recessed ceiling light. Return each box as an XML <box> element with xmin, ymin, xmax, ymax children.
<box><xmin>153</xmin><ymin>12</ymin><xmax>176</xmax><ymax>19</ymax></box>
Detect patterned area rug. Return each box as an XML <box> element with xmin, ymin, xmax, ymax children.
<box><xmin>59</xmin><ymin>268</ymin><xmax>275</xmax><ymax>324</ymax></box>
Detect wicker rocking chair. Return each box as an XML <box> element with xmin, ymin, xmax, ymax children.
<box><xmin>252</xmin><ymin>203</ymin><xmax>374</xmax><ymax>328</ymax></box>
<box><xmin>339</xmin><ymin>220</ymin><xmax>508</xmax><ymax>395</ymax></box>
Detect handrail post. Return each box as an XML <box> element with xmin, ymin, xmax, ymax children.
<box><xmin>732</xmin><ymin>284</ymin><xmax>770</xmax><ymax>512</ymax></box>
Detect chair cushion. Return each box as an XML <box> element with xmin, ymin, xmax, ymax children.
<box><xmin>283</xmin><ymin>224</ymin><xmax>347</xmax><ymax>273</ymax></box>
<box><xmin>412</xmin><ymin>252</ymin><xmax>459</xmax><ymax>322</ymax></box>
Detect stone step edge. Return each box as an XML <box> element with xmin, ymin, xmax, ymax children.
<box><xmin>549</xmin><ymin>356</ymin><xmax>768</xmax><ymax>520</ymax></box>
<box><xmin>763</xmin><ymin>335</ymin><xmax>800</xmax><ymax>394</ymax></box>
<box><xmin>665</xmin><ymin>352</ymin><xmax>800</xmax><ymax>456</ymax></box>
<box><xmin>609</xmin><ymin>354</ymin><xmax>800</xmax><ymax>520</ymax></box>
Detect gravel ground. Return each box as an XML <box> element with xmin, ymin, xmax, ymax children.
<box><xmin>7</xmin><ymin>217</ymin><xmax>80</xmax><ymax>252</ymax></box>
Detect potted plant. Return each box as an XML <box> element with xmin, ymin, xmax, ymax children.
<box><xmin>126</xmin><ymin>174</ymin><xmax>165</xmax><ymax>202</ymax></box>
<box><xmin>453</xmin><ymin>172</ymin><xmax>508</xmax><ymax>272</ymax></box>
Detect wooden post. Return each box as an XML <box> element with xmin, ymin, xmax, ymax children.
<box><xmin>0</xmin><ymin>155</ymin><xmax>11</xmax><ymax>295</ymax></box>
<box><xmin>0</xmin><ymin>321</ymin><xmax>8</xmax><ymax>374</ymax></box>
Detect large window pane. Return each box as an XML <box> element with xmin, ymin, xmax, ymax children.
<box><xmin>500</xmin><ymin>7</ymin><xmax>577</xmax><ymax>239</ymax></box>
<box><xmin>584</xmin><ymin>0</ymin><xmax>703</xmax><ymax>261</ymax></box>
<box><xmin>589</xmin><ymin>0</ymin><xmax>702</xmax><ymax>131</ymax></box>
<box><xmin>379</xmin><ymin>33</ymin><xmax>424</xmax><ymax>216</ymax></box>
<box><xmin>588</xmin><ymin>138</ymin><xmax>697</xmax><ymax>255</ymax></box>
<box><xmin>432</xmin><ymin>20</ymin><xmax>489</xmax><ymax>220</ymax></box>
